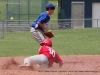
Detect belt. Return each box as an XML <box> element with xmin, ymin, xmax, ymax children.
<box><xmin>32</xmin><ymin>27</ymin><xmax>43</xmax><ymax>31</ymax></box>
<box><xmin>32</xmin><ymin>27</ymin><xmax>38</xmax><ymax>30</ymax></box>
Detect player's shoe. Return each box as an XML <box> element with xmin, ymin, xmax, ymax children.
<box><xmin>18</xmin><ymin>65</ymin><xmax>33</xmax><ymax>71</ymax></box>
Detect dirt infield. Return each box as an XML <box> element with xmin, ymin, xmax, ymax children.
<box><xmin>0</xmin><ymin>55</ymin><xmax>100</xmax><ymax>75</ymax></box>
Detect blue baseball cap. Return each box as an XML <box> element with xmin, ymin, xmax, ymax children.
<box><xmin>45</xmin><ymin>3</ymin><xmax>55</xmax><ymax>8</ymax></box>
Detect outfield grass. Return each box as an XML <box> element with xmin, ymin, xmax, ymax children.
<box><xmin>0</xmin><ymin>28</ymin><xmax>100</xmax><ymax>57</ymax></box>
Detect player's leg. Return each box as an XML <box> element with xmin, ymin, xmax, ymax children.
<box><xmin>30</xmin><ymin>27</ymin><xmax>46</xmax><ymax>44</ymax></box>
<box><xmin>30</xmin><ymin>54</ymin><xmax>49</xmax><ymax>68</ymax></box>
<box><xmin>18</xmin><ymin>58</ymin><xmax>34</xmax><ymax>70</ymax></box>
<box><xmin>22</xmin><ymin>54</ymin><xmax>49</xmax><ymax>68</ymax></box>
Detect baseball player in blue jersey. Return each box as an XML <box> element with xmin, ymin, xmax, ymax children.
<box><xmin>30</xmin><ymin>3</ymin><xmax>55</xmax><ymax>44</ymax></box>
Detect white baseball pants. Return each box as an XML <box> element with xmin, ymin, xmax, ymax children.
<box><xmin>24</xmin><ymin>54</ymin><xmax>49</xmax><ymax>68</ymax></box>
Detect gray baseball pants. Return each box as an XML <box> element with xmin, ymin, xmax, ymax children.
<box><xmin>30</xmin><ymin>27</ymin><xmax>46</xmax><ymax>44</ymax></box>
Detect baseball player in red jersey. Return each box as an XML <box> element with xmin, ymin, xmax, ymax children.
<box><xmin>19</xmin><ymin>38</ymin><xmax>63</xmax><ymax>69</ymax></box>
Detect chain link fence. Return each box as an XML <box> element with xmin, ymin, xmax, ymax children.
<box><xmin>48</xmin><ymin>19</ymin><xmax>100</xmax><ymax>38</ymax></box>
<box><xmin>6</xmin><ymin>0</ymin><xmax>48</xmax><ymax>20</ymax></box>
<box><xmin>0</xmin><ymin>19</ymin><xmax>4</xmax><ymax>38</ymax></box>
<box><xmin>0</xmin><ymin>19</ymin><xmax>100</xmax><ymax>38</ymax></box>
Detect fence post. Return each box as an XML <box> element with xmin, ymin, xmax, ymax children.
<box><xmin>96</xmin><ymin>19</ymin><xmax>98</xmax><ymax>38</ymax></box>
<box><xmin>2</xmin><ymin>19</ymin><xmax>4</xmax><ymax>38</ymax></box>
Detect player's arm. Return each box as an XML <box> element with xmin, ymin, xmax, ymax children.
<box><xmin>55</xmin><ymin>53</ymin><xmax>63</xmax><ymax>68</ymax></box>
<box><xmin>58</xmin><ymin>61</ymin><xmax>63</xmax><ymax>68</ymax></box>
<box><xmin>37</xmin><ymin>14</ymin><xmax>50</xmax><ymax>32</ymax></box>
<box><xmin>37</xmin><ymin>22</ymin><xmax>48</xmax><ymax>32</ymax></box>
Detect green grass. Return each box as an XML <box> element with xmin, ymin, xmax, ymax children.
<box><xmin>0</xmin><ymin>28</ymin><xmax>100</xmax><ymax>57</ymax></box>
<box><xmin>53</xmin><ymin>28</ymin><xmax>100</xmax><ymax>55</ymax></box>
<box><xmin>0</xmin><ymin>31</ymin><xmax>40</xmax><ymax>56</ymax></box>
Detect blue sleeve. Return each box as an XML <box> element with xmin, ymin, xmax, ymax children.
<box><xmin>38</xmin><ymin>14</ymin><xmax>49</xmax><ymax>24</ymax></box>
<box><xmin>40</xmin><ymin>19</ymin><xmax>46</xmax><ymax>24</ymax></box>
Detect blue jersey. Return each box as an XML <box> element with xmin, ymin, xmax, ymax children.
<box><xmin>32</xmin><ymin>12</ymin><xmax>50</xmax><ymax>31</ymax></box>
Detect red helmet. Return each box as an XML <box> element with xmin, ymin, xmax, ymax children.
<box><xmin>40</xmin><ymin>38</ymin><xmax>52</xmax><ymax>47</ymax></box>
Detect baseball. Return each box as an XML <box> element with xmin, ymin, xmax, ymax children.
<box><xmin>10</xmin><ymin>17</ymin><xmax>14</xmax><ymax>20</ymax></box>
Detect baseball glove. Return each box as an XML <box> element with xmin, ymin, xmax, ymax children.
<box><xmin>44</xmin><ymin>30</ymin><xmax>54</xmax><ymax>38</ymax></box>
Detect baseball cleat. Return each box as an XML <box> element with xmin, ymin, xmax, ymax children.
<box><xmin>18</xmin><ymin>65</ymin><xmax>33</xmax><ymax>71</ymax></box>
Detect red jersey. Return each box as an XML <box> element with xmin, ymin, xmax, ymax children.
<box><xmin>38</xmin><ymin>46</ymin><xmax>62</xmax><ymax>67</ymax></box>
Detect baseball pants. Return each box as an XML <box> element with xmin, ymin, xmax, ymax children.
<box><xmin>30</xmin><ymin>27</ymin><xmax>46</xmax><ymax>44</ymax></box>
<box><xmin>24</xmin><ymin>54</ymin><xmax>49</xmax><ymax>68</ymax></box>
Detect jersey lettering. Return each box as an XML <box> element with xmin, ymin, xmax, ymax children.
<box><xmin>48</xmin><ymin>48</ymin><xmax>55</xmax><ymax>57</ymax></box>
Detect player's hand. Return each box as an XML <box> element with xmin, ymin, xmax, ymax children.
<box><xmin>59</xmin><ymin>62</ymin><xmax>63</xmax><ymax>68</ymax></box>
<box><xmin>44</xmin><ymin>30</ymin><xmax>54</xmax><ymax>38</ymax></box>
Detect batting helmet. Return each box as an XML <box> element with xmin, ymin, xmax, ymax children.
<box><xmin>40</xmin><ymin>38</ymin><xmax>52</xmax><ymax>47</ymax></box>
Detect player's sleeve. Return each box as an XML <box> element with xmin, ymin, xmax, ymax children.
<box><xmin>55</xmin><ymin>52</ymin><xmax>62</xmax><ymax>63</ymax></box>
<box><xmin>38</xmin><ymin>46</ymin><xmax>43</xmax><ymax>54</ymax></box>
<box><xmin>38</xmin><ymin>46</ymin><xmax>47</xmax><ymax>54</ymax></box>
<box><xmin>38</xmin><ymin>14</ymin><xmax>47</xmax><ymax>24</ymax></box>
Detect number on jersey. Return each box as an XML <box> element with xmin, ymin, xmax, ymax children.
<box><xmin>49</xmin><ymin>48</ymin><xmax>55</xmax><ymax>57</ymax></box>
